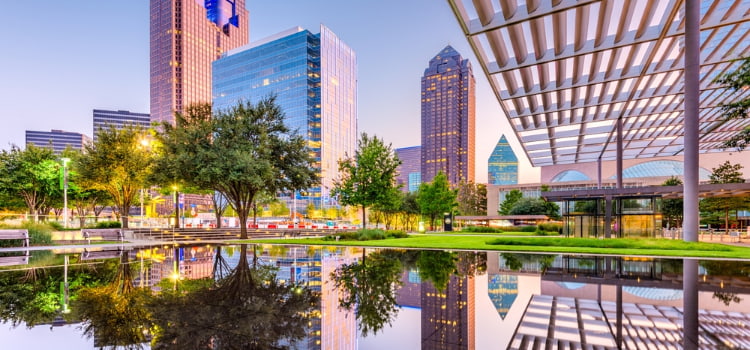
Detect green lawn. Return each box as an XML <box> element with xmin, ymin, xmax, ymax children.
<box><xmin>430</xmin><ymin>231</ymin><xmax>540</xmax><ymax>236</ymax></box>
<box><xmin>233</xmin><ymin>235</ymin><xmax>750</xmax><ymax>260</ymax></box>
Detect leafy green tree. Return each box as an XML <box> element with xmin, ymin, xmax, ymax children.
<box><xmin>333</xmin><ymin>133</ymin><xmax>401</xmax><ymax>228</ymax></box>
<box><xmin>417</xmin><ymin>172</ymin><xmax>456</xmax><ymax>231</ymax></box>
<box><xmin>154</xmin><ymin>99</ymin><xmax>318</xmax><ymax>239</ymax></box>
<box><xmin>499</xmin><ymin>189</ymin><xmax>523</xmax><ymax>215</ymax></box>
<box><xmin>399</xmin><ymin>191</ymin><xmax>421</xmax><ymax>231</ymax></box>
<box><xmin>661</xmin><ymin>177</ymin><xmax>684</xmax><ymax>228</ymax></box>
<box><xmin>714</xmin><ymin>56</ymin><xmax>750</xmax><ymax>150</ymax></box>
<box><xmin>75</xmin><ymin>125</ymin><xmax>153</xmax><ymax>228</ymax></box>
<box><xmin>700</xmin><ymin>161</ymin><xmax>749</xmax><ymax>231</ymax></box>
<box><xmin>456</xmin><ymin>181</ymin><xmax>487</xmax><ymax>215</ymax></box>
<box><xmin>509</xmin><ymin>197</ymin><xmax>561</xmax><ymax>219</ymax></box>
<box><xmin>372</xmin><ymin>186</ymin><xmax>402</xmax><ymax>229</ymax></box>
<box><xmin>211</xmin><ymin>190</ymin><xmax>229</xmax><ymax>228</ymax></box>
<box><xmin>0</xmin><ymin>145</ymin><xmax>60</xmax><ymax>222</ymax></box>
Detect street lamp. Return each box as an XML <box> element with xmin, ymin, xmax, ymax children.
<box><xmin>61</xmin><ymin>158</ymin><xmax>70</xmax><ymax>228</ymax></box>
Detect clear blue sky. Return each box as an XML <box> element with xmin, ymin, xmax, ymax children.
<box><xmin>0</xmin><ymin>0</ymin><xmax>537</xmax><ymax>183</ymax></box>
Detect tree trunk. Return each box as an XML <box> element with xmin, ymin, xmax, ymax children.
<box><xmin>725</xmin><ymin>209</ymin><xmax>730</xmax><ymax>234</ymax></box>
<box><xmin>214</xmin><ymin>210</ymin><xmax>222</xmax><ymax>228</ymax></box>
<box><xmin>252</xmin><ymin>203</ymin><xmax>258</xmax><ymax>225</ymax></box>
<box><xmin>361</xmin><ymin>205</ymin><xmax>366</xmax><ymax>229</ymax></box>
<box><xmin>122</xmin><ymin>215</ymin><xmax>129</xmax><ymax>229</ymax></box>
<box><xmin>238</xmin><ymin>209</ymin><xmax>248</xmax><ymax>240</ymax></box>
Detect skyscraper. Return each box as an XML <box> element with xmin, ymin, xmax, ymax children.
<box><xmin>93</xmin><ymin>109</ymin><xmax>151</xmax><ymax>142</ymax></box>
<box><xmin>421</xmin><ymin>46</ymin><xmax>475</xmax><ymax>185</ymax></box>
<box><xmin>25</xmin><ymin>130</ymin><xmax>90</xmax><ymax>154</ymax></box>
<box><xmin>150</xmin><ymin>0</ymin><xmax>249</xmax><ymax>124</ymax></box>
<box><xmin>213</xmin><ymin>25</ymin><xmax>357</xmax><ymax>206</ymax></box>
<box><xmin>488</xmin><ymin>135</ymin><xmax>518</xmax><ymax>185</ymax></box>
<box><xmin>395</xmin><ymin>146</ymin><xmax>421</xmax><ymax>192</ymax></box>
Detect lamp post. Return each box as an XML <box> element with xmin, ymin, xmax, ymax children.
<box><xmin>173</xmin><ymin>185</ymin><xmax>179</xmax><ymax>229</ymax></box>
<box><xmin>61</xmin><ymin>158</ymin><xmax>70</xmax><ymax>228</ymax></box>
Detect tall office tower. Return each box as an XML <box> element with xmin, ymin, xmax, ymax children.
<box><xmin>150</xmin><ymin>0</ymin><xmax>249</xmax><ymax>124</ymax></box>
<box><xmin>488</xmin><ymin>135</ymin><xmax>518</xmax><ymax>185</ymax></box>
<box><xmin>421</xmin><ymin>45</ymin><xmax>475</xmax><ymax>185</ymax></box>
<box><xmin>25</xmin><ymin>130</ymin><xmax>90</xmax><ymax>154</ymax></box>
<box><xmin>213</xmin><ymin>25</ymin><xmax>357</xmax><ymax>206</ymax></box>
<box><xmin>395</xmin><ymin>146</ymin><xmax>422</xmax><ymax>192</ymax></box>
<box><xmin>93</xmin><ymin>109</ymin><xmax>151</xmax><ymax>142</ymax></box>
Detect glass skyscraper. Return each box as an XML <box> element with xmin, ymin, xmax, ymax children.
<box><xmin>93</xmin><ymin>109</ymin><xmax>151</xmax><ymax>142</ymax></box>
<box><xmin>395</xmin><ymin>146</ymin><xmax>422</xmax><ymax>192</ymax></box>
<box><xmin>25</xmin><ymin>130</ymin><xmax>90</xmax><ymax>154</ymax></box>
<box><xmin>421</xmin><ymin>46</ymin><xmax>475</xmax><ymax>185</ymax></box>
<box><xmin>150</xmin><ymin>0</ymin><xmax>249</xmax><ymax>124</ymax></box>
<box><xmin>213</xmin><ymin>25</ymin><xmax>357</xmax><ymax>205</ymax></box>
<box><xmin>488</xmin><ymin>135</ymin><xmax>519</xmax><ymax>185</ymax></box>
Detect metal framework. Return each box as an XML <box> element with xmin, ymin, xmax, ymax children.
<box><xmin>447</xmin><ymin>0</ymin><xmax>750</xmax><ymax>167</ymax></box>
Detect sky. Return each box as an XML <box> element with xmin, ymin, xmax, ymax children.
<box><xmin>0</xmin><ymin>0</ymin><xmax>539</xmax><ymax>183</ymax></box>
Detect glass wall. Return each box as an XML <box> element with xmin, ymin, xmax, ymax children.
<box><xmin>562</xmin><ymin>196</ymin><xmax>660</xmax><ymax>238</ymax></box>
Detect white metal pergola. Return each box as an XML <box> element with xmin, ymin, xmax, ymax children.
<box><xmin>447</xmin><ymin>0</ymin><xmax>750</xmax><ymax>167</ymax></box>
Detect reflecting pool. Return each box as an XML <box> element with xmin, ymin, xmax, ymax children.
<box><xmin>1</xmin><ymin>244</ymin><xmax>749</xmax><ymax>349</ymax></box>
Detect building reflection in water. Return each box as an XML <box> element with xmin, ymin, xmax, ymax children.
<box><xmin>497</xmin><ymin>253</ymin><xmax>750</xmax><ymax>350</ymax></box>
<box><xmin>138</xmin><ymin>244</ymin><xmax>358</xmax><ymax>350</ymax></box>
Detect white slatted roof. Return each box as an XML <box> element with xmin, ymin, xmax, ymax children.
<box><xmin>447</xmin><ymin>0</ymin><xmax>750</xmax><ymax>166</ymax></box>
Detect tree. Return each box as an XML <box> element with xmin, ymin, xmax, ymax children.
<box><xmin>661</xmin><ymin>177</ymin><xmax>684</xmax><ymax>228</ymax></box>
<box><xmin>508</xmin><ymin>197</ymin><xmax>561</xmax><ymax>219</ymax></box>
<box><xmin>75</xmin><ymin>125</ymin><xmax>153</xmax><ymax>228</ymax></box>
<box><xmin>0</xmin><ymin>144</ymin><xmax>60</xmax><ymax>222</ymax></box>
<box><xmin>211</xmin><ymin>191</ymin><xmax>229</xmax><ymax>228</ymax></box>
<box><xmin>333</xmin><ymin>133</ymin><xmax>401</xmax><ymax>229</ymax></box>
<box><xmin>154</xmin><ymin>99</ymin><xmax>318</xmax><ymax>239</ymax></box>
<box><xmin>456</xmin><ymin>181</ymin><xmax>487</xmax><ymax>216</ymax></box>
<box><xmin>417</xmin><ymin>172</ymin><xmax>456</xmax><ymax>231</ymax></box>
<box><xmin>700</xmin><ymin>161</ymin><xmax>749</xmax><ymax>231</ymax></box>
<box><xmin>714</xmin><ymin>56</ymin><xmax>750</xmax><ymax>150</ymax></box>
<box><xmin>498</xmin><ymin>189</ymin><xmax>522</xmax><ymax>215</ymax></box>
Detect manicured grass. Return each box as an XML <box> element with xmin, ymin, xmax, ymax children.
<box><xmin>233</xmin><ymin>235</ymin><xmax>750</xmax><ymax>259</ymax></box>
<box><xmin>430</xmin><ymin>231</ymin><xmax>541</xmax><ymax>236</ymax></box>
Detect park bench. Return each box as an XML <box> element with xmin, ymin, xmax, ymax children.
<box><xmin>81</xmin><ymin>247</ymin><xmax>124</xmax><ymax>260</ymax></box>
<box><xmin>82</xmin><ymin>229</ymin><xmax>124</xmax><ymax>244</ymax></box>
<box><xmin>0</xmin><ymin>252</ymin><xmax>30</xmax><ymax>267</ymax></box>
<box><xmin>0</xmin><ymin>229</ymin><xmax>29</xmax><ymax>247</ymax></box>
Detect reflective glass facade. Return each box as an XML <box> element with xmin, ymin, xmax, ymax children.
<box><xmin>150</xmin><ymin>0</ymin><xmax>248</xmax><ymax>124</ymax></box>
<box><xmin>25</xmin><ymin>130</ymin><xmax>90</xmax><ymax>155</ymax></box>
<box><xmin>487</xmin><ymin>135</ymin><xmax>518</xmax><ymax>185</ymax></box>
<box><xmin>421</xmin><ymin>46</ymin><xmax>475</xmax><ymax>185</ymax></box>
<box><xmin>612</xmin><ymin>160</ymin><xmax>711</xmax><ymax>181</ymax></box>
<box><xmin>92</xmin><ymin>109</ymin><xmax>151</xmax><ymax>142</ymax></box>
<box><xmin>213</xmin><ymin>25</ymin><xmax>356</xmax><ymax>204</ymax></box>
<box><xmin>395</xmin><ymin>146</ymin><xmax>422</xmax><ymax>192</ymax></box>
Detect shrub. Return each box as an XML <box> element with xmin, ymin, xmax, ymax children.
<box><xmin>461</xmin><ymin>226</ymin><xmax>503</xmax><ymax>233</ymax></box>
<box><xmin>322</xmin><ymin>229</ymin><xmax>408</xmax><ymax>241</ymax></box>
<box><xmin>538</xmin><ymin>223</ymin><xmax>563</xmax><ymax>234</ymax></box>
<box><xmin>47</xmin><ymin>221</ymin><xmax>64</xmax><ymax>231</ymax></box>
<box><xmin>94</xmin><ymin>221</ymin><xmax>122</xmax><ymax>229</ymax></box>
<box><xmin>518</xmin><ymin>225</ymin><xmax>538</xmax><ymax>232</ymax></box>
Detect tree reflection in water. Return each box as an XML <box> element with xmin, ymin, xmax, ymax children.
<box><xmin>72</xmin><ymin>244</ymin><xmax>320</xmax><ymax>350</ymax></box>
<box><xmin>73</xmin><ymin>251</ymin><xmax>152</xmax><ymax>350</ymax></box>
<box><xmin>150</xmin><ymin>244</ymin><xmax>319</xmax><ymax>350</ymax></box>
<box><xmin>331</xmin><ymin>249</ymin><xmax>487</xmax><ymax>337</ymax></box>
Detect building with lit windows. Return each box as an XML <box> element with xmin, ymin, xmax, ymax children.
<box><xmin>487</xmin><ymin>135</ymin><xmax>518</xmax><ymax>185</ymax></box>
<box><xmin>421</xmin><ymin>46</ymin><xmax>475</xmax><ymax>185</ymax></box>
<box><xmin>25</xmin><ymin>130</ymin><xmax>90</xmax><ymax>154</ymax></box>
<box><xmin>396</xmin><ymin>146</ymin><xmax>422</xmax><ymax>192</ymax></box>
<box><xmin>150</xmin><ymin>0</ymin><xmax>248</xmax><ymax>124</ymax></box>
<box><xmin>213</xmin><ymin>25</ymin><xmax>357</xmax><ymax>206</ymax></box>
<box><xmin>93</xmin><ymin>109</ymin><xmax>151</xmax><ymax>142</ymax></box>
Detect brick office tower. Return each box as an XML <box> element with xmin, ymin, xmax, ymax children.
<box><xmin>421</xmin><ymin>46</ymin><xmax>475</xmax><ymax>185</ymax></box>
<box><xmin>150</xmin><ymin>0</ymin><xmax>249</xmax><ymax>124</ymax></box>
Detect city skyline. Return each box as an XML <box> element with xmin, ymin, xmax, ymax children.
<box><xmin>0</xmin><ymin>0</ymin><xmax>536</xmax><ymax>184</ymax></box>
